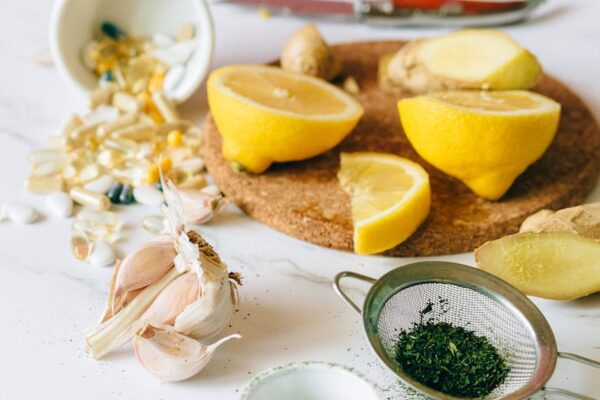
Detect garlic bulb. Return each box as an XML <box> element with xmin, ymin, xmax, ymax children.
<box><xmin>133</xmin><ymin>324</ymin><xmax>241</xmax><ymax>382</ymax></box>
<box><xmin>85</xmin><ymin>175</ymin><xmax>242</xmax><ymax>382</ymax></box>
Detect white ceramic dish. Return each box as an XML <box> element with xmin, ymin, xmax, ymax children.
<box><xmin>49</xmin><ymin>0</ymin><xmax>214</xmax><ymax>103</ymax></box>
<box><xmin>240</xmin><ymin>362</ymin><xmax>382</xmax><ymax>400</ymax></box>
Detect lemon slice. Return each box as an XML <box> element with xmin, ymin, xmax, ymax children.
<box><xmin>338</xmin><ymin>152</ymin><xmax>431</xmax><ymax>255</ymax></box>
<box><xmin>207</xmin><ymin>65</ymin><xmax>364</xmax><ymax>173</ymax></box>
<box><xmin>399</xmin><ymin>90</ymin><xmax>560</xmax><ymax>200</ymax></box>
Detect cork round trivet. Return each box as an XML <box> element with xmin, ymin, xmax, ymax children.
<box><xmin>201</xmin><ymin>40</ymin><xmax>600</xmax><ymax>256</ymax></box>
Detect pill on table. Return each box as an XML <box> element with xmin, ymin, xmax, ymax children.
<box><xmin>2</xmin><ymin>202</ymin><xmax>38</xmax><ymax>224</ymax></box>
<box><xmin>88</xmin><ymin>241</ymin><xmax>116</xmax><ymax>267</ymax></box>
<box><xmin>133</xmin><ymin>185</ymin><xmax>164</xmax><ymax>207</ymax></box>
<box><xmin>84</xmin><ymin>175</ymin><xmax>116</xmax><ymax>194</ymax></box>
<box><xmin>107</xmin><ymin>183</ymin><xmax>124</xmax><ymax>204</ymax></box>
<box><xmin>46</xmin><ymin>191</ymin><xmax>73</xmax><ymax>218</ymax></box>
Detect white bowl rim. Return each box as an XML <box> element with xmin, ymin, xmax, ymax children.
<box><xmin>239</xmin><ymin>361</ymin><xmax>382</xmax><ymax>400</ymax></box>
<box><xmin>48</xmin><ymin>0</ymin><xmax>214</xmax><ymax>103</ymax></box>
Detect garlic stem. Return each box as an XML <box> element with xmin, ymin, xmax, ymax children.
<box><xmin>85</xmin><ymin>267</ymin><xmax>182</xmax><ymax>359</ymax></box>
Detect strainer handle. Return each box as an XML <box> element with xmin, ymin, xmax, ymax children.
<box><xmin>333</xmin><ymin>271</ymin><xmax>377</xmax><ymax>314</ymax></box>
<box><xmin>558</xmin><ymin>352</ymin><xmax>600</xmax><ymax>369</ymax></box>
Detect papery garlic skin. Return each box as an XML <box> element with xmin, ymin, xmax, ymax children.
<box><xmin>113</xmin><ymin>236</ymin><xmax>176</xmax><ymax>306</ymax></box>
<box><xmin>179</xmin><ymin>188</ymin><xmax>227</xmax><ymax>225</ymax></box>
<box><xmin>133</xmin><ymin>324</ymin><xmax>241</xmax><ymax>382</ymax></box>
<box><xmin>141</xmin><ymin>271</ymin><xmax>200</xmax><ymax>326</ymax></box>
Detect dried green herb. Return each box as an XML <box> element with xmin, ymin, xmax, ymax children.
<box><xmin>394</xmin><ymin>302</ymin><xmax>509</xmax><ymax>398</ymax></box>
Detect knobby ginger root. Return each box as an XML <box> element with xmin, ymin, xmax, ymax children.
<box><xmin>475</xmin><ymin>203</ymin><xmax>600</xmax><ymax>300</ymax></box>
<box><xmin>281</xmin><ymin>23</ymin><xmax>341</xmax><ymax>81</ymax></box>
<box><xmin>384</xmin><ymin>29</ymin><xmax>542</xmax><ymax>94</ymax></box>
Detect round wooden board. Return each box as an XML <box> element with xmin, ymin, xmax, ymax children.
<box><xmin>201</xmin><ymin>40</ymin><xmax>600</xmax><ymax>256</ymax></box>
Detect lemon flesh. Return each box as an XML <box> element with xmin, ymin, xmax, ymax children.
<box><xmin>338</xmin><ymin>152</ymin><xmax>431</xmax><ymax>255</ymax></box>
<box><xmin>207</xmin><ymin>65</ymin><xmax>364</xmax><ymax>173</ymax></box>
<box><xmin>398</xmin><ymin>90</ymin><xmax>561</xmax><ymax>200</ymax></box>
<box><xmin>416</xmin><ymin>29</ymin><xmax>542</xmax><ymax>89</ymax></box>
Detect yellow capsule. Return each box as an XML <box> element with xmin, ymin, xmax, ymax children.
<box><xmin>25</xmin><ymin>175</ymin><xmax>63</xmax><ymax>194</ymax></box>
<box><xmin>70</xmin><ymin>187</ymin><xmax>111</xmax><ymax>210</ymax></box>
<box><xmin>97</xmin><ymin>149</ymin><xmax>125</xmax><ymax>168</ymax></box>
<box><xmin>71</xmin><ymin>233</ymin><xmax>92</xmax><ymax>260</ymax></box>
<box><xmin>148</xmin><ymin>68</ymin><xmax>165</xmax><ymax>93</ymax></box>
<box><xmin>145</xmin><ymin>164</ymin><xmax>160</xmax><ymax>184</ymax></box>
<box><xmin>167</xmin><ymin>130</ymin><xmax>184</xmax><ymax>148</ymax></box>
<box><xmin>96</xmin><ymin>58</ymin><xmax>116</xmax><ymax>75</ymax></box>
<box><xmin>145</xmin><ymin>157</ymin><xmax>172</xmax><ymax>184</ymax></box>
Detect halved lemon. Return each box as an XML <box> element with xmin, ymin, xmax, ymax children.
<box><xmin>338</xmin><ymin>152</ymin><xmax>431</xmax><ymax>255</ymax></box>
<box><xmin>207</xmin><ymin>65</ymin><xmax>364</xmax><ymax>173</ymax></box>
<box><xmin>399</xmin><ymin>90</ymin><xmax>560</xmax><ymax>200</ymax></box>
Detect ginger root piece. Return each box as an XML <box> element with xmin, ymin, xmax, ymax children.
<box><xmin>475</xmin><ymin>203</ymin><xmax>600</xmax><ymax>300</ymax></box>
<box><xmin>386</xmin><ymin>30</ymin><xmax>542</xmax><ymax>94</ymax></box>
<box><xmin>281</xmin><ymin>23</ymin><xmax>341</xmax><ymax>81</ymax></box>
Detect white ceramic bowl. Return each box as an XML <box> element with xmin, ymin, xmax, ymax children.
<box><xmin>49</xmin><ymin>0</ymin><xmax>214</xmax><ymax>103</ymax></box>
<box><xmin>240</xmin><ymin>362</ymin><xmax>382</xmax><ymax>400</ymax></box>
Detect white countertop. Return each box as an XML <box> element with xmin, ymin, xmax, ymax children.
<box><xmin>1</xmin><ymin>0</ymin><xmax>599</xmax><ymax>398</ymax></box>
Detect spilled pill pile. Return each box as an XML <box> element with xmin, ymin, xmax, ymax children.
<box><xmin>24</xmin><ymin>21</ymin><xmax>223</xmax><ymax>266</ymax></box>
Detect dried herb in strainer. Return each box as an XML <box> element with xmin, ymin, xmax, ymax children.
<box><xmin>394</xmin><ymin>302</ymin><xmax>509</xmax><ymax>398</ymax></box>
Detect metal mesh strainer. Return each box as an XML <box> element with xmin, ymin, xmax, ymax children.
<box><xmin>333</xmin><ymin>262</ymin><xmax>600</xmax><ymax>400</ymax></box>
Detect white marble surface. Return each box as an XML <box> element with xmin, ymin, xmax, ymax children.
<box><xmin>1</xmin><ymin>0</ymin><xmax>599</xmax><ymax>399</ymax></box>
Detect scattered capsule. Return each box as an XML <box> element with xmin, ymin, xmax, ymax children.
<box><xmin>71</xmin><ymin>233</ymin><xmax>92</xmax><ymax>260</ymax></box>
<box><xmin>46</xmin><ymin>191</ymin><xmax>73</xmax><ymax>218</ymax></box>
<box><xmin>88</xmin><ymin>240</ymin><xmax>116</xmax><ymax>267</ymax></box>
<box><xmin>101</xmin><ymin>21</ymin><xmax>125</xmax><ymax>39</ymax></box>
<box><xmin>76</xmin><ymin>209</ymin><xmax>122</xmax><ymax>231</ymax></box>
<box><xmin>2</xmin><ymin>202</ymin><xmax>38</xmax><ymax>224</ymax></box>
<box><xmin>84</xmin><ymin>175</ymin><xmax>116</xmax><ymax>194</ymax></box>
<box><xmin>141</xmin><ymin>215</ymin><xmax>166</xmax><ymax>235</ymax></box>
<box><xmin>25</xmin><ymin>175</ymin><xmax>63</xmax><ymax>194</ymax></box>
<box><xmin>32</xmin><ymin>158</ymin><xmax>67</xmax><ymax>177</ymax></box>
<box><xmin>76</xmin><ymin>163</ymin><xmax>101</xmax><ymax>184</ymax></box>
<box><xmin>100</xmin><ymin>70</ymin><xmax>115</xmax><ymax>84</ymax></box>
<box><xmin>70</xmin><ymin>186</ymin><xmax>111</xmax><ymax>210</ymax></box>
<box><xmin>133</xmin><ymin>185</ymin><xmax>164</xmax><ymax>207</ymax></box>
<box><xmin>119</xmin><ymin>184</ymin><xmax>134</xmax><ymax>204</ymax></box>
<box><xmin>28</xmin><ymin>149</ymin><xmax>67</xmax><ymax>165</ymax></box>
<box><xmin>72</xmin><ymin>219</ymin><xmax>110</xmax><ymax>241</ymax></box>
<box><xmin>107</xmin><ymin>183</ymin><xmax>123</xmax><ymax>204</ymax></box>
<box><xmin>167</xmin><ymin>129</ymin><xmax>184</xmax><ymax>148</ymax></box>
<box><xmin>163</xmin><ymin>64</ymin><xmax>185</xmax><ymax>96</ymax></box>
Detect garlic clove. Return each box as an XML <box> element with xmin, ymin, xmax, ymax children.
<box><xmin>174</xmin><ymin>275</ymin><xmax>234</xmax><ymax>340</ymax></box>
<box><xmin>113</xmin><ymin>235</ymin><xmax>176</xmax><ymax>309</ymax></box>
<box><xmin>133</xmin><ymin>324</ymin><xmax>240</xmax><ymax>382</ymax></box>
<box><xmin>86</xmin><ymin>267</ymin><xmax>183</xmax><ymax>359</ymax></box>
<box><xmin>179</xmin><ymin>189</ymin><xmax>228</xmax><ymax>225</ymax></box>
<box><xmin>141</xmin><ymin>271</ymin><xmax>200</xmax><ymax>326</ymax></box>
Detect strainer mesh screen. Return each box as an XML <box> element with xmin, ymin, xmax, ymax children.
<box><xmin>376</xmin><ymin>283</ymin><xmax>537</xmax><ymax>399</ymax></box>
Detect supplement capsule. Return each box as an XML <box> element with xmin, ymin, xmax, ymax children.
<box><xmin>76</xmin><ymin>209</ymin><xmax>122</xmax><ymax>231</ymax></box>
<box><xmin>70</xmin><ymin>186</ymin><xmax>111</xmax><ymax>210</ymax></box>
<box><xmin>25</xmin><ymin>175</ymin><xmax>63</xmax><ymax>194</ymax></box>
<box><xmin>71</xmin><ymin>233</ymin><xmax>92</xmax><ymax>260</ymax></box>
<box><xmin>72</xmin><ymin>219</ymin><xmax>112</xmax><ymax>241</ymax></box>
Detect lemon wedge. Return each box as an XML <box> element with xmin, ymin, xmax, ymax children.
<box><xmin>398</xmin><ymin>90</ymin><xmax>560</xmax><ymax>200</ymax></box>
<box><xmin>338</xmin><ymin>152</ymin><xmax>431</xmax><ymax>255</ymax></box>
<box><xmin>207</xmin><ymin>65</ymin><xmax>364</xmax><ymax>173</ymax></box>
